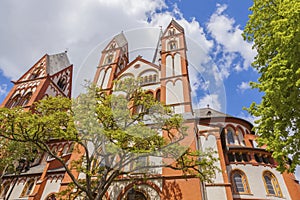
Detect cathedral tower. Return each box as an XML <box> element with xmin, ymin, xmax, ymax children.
<box><xmin>1</xmin><ymin>52</ymin><xmax>73</xmax><ymax>109</ymax></box>
<box><xmin>160</xmin><ymin>19</ymin><xmax>192</xmax><ymax>113</ymax></box>
<box><xmin>93</xmin><ymin>32</ymin><xmax>128</xmax><ymax>91</ymax></box>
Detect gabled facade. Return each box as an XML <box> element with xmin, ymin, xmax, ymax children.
<box><xmin>1</xmin><ymin>20</ymin><xmax>299</xmax><ymax>200</ymax></box>
<box><xmin>1</xmin><ymin>52</ymin><xmax>72</xmax><ymax>110</ymax></box>
<box><xmin>0</xmin><ymin>52</ymin><xmax>74</xmax><ymax>200</ymax></box>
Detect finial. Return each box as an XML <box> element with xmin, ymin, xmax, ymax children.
<box><xmin>64</xmin><ymin>48</ymin><xmax>68</xmax><ymax>53</ymax></box>
<box><xmin>207</xmin><ymin>104</ymin><xmax>210</xmax><ymax>108</ymax></box>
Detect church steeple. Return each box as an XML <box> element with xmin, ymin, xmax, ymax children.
<box><xmin>93</xmin><ymin>32</ymin><xmax>128</xmax><ymax>90</ymax></box>
<box><xmin>160</xmin><ymin>20</ymin><xmax>192</xmax><ymax>113</ymax></box>
<box><xmin>1</xmin><ymin>52</ymin><xmax>73</xmax><ymax>110</ymax></box>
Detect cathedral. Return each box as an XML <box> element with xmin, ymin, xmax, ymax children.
<box><xmin>1</xmin><ymin>20</ymin><xmax>299</xmax><ymax>200</ymax></box>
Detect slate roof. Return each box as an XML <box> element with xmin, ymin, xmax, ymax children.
<box><xmin>114</xmin><ymin>32</ymin><xmax>128</xmax><ymax>47</ymax></box>
<box><xmin>194</xmin><ymin>107</ymin><xmax>232</xmax><ymax>119</ymax></box>
<box><xmin>47</xmin><ymin>52</ymin><xmax>71</xmax><ymax>76</ymax></box>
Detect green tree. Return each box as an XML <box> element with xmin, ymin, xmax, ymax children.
<box><xmin>0</xmin><ymin>139</ymin><xmax>37</xmax><ymax>190</ymax></box>
<box><xmin>243</xmin><ymin>0</ymin><xmax>300</xmax><ymax>172</ymax></box>
<box><xmin>0</xmin><ymin>79</ymin><xmax>218</xmax><ymax>200</ymax></box>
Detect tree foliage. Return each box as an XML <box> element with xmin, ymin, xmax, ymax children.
<box><xmin>243</xmin><ymin>0</ymin><xmax>300</xmax><ymax>172</ymax></box>
<box><xmin>0</xmin><ymin>79</ymin><xmax>218</xmax><ymax>200</ymax></box>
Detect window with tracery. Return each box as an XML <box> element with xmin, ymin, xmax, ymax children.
<box><xmin>20</xmin><ymin>92</ymin><xmax>32</xmax><ymax>107</ymax></box>
<box><xmin>57</xmin><ymin>76</ymin><xmax>67</xmax><ymax>91</ymax></box>
<box><xmin>263</xmin><ymin>171</ymin><xmax>282</xmax><ymax>197</ymax></box>
<box><xmin>6</xmin><ymin>94</ymin><xmax>22</xmax><ymax>108</ymax></box>
<box><xmin>231</xmin><ymin>170</ymin><xmax>250</xmax><ymax>194</ymax></box>
<box><xmin>20</xmin><ymin>179</ymin><xmax>35</xmax><ymax>197</ymax></box>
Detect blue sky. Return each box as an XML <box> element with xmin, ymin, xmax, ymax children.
<box><xmin>0</xmin><ymin>0</ymin><xmax>261</xmax><ymax>121</ymax></box>
<box><xmin>0</xmin><ymin>0</ymin><xmax>298</xmax><ymax>180</ymax></box>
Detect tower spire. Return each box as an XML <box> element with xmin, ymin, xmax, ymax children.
<box><xmin>152</xmin><ymin>27</ymin><xmax>163</xmax><ymax>64</ymax></box>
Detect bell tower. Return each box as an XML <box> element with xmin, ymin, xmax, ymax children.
<box><xmin>93</xmin><ymin>32</ymin><xmax>128</xmax><ymax>91</ymax></box>
<box><xmin>160</xmin><ymin>20</ymin><xmax>192</xmax><ymax>113</ymax></box>
<box><xmin>1</xmin><ymin>52</ymin><xmax>73</xmax><ymax>110</ymax></box>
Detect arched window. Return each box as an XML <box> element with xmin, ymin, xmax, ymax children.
<box><xmin>0</xmin><ymin>181</ymin><xmax>11</xmax><ymax>198</ymax></box>
<box><xmin>6</xmin><ymin>94</ymin><xmax>21</xmax><ymax>108</ymax></box>
<box><xmin>105</xmin><ymin>55</ymin><xmax>113</xmax><ymax>64</ymax></box>
<box><xmin>231</xmin><ymin>170</ymin><xmax>250</xmax><ymax>194</ymax></box>
<box><xmin>237</xmin><ymin>128</ymin><xmax>245</xmax><ymax>146</ymax></box>
<box><xmin>126</xmin><ymin>188</ymin><xmax>147</xmax><ymax>200</ymax></box>
<box><xmin>144</xmin><ymin>76</ymin><xmax>148</xmax><ymax>84</ymax></box>
<box><xmin>263</xmin><ymin>171</ymin><xmax>282</xmax><ymax>197</ymax></box>
<box><xmin>57</xmin><ymin>77</ymin><xmax>67</xmax><ymax>91</ymax></box>
<box><xmin>156</xmin><ymin>89</ymin><xmax>161</xmax><ymax>102</ymax></box>
<box><xmin>168</xmin><ymin>28</ymin><xmax>175</xmax><ymax>36</ymax></box>
<box><xmin>148</xmin><ymin>75</ymin><xmax>153</xmax><ymax>83</ymax></box>
<box><xmin>45</xmin><ymin>193</ymin><xmax>56</xmax><ymax>200</ymax></box>
<box><xmin>227</xmin><ymin>129</ymin><xmax>235</xmax><ymax>145</ymax></box>
<box><xmin>20</xmin><ymin>92</ymin><xmax>32</xmax><ymax>107</ymax></box>
<box><xmin>20</xmin><ymin>179</ymin><xmax>35</xmax><ymax>197</ymax></box>
<box><xmin>168</xmin><ymin>41</ymin><xmax>177</xmax><ymax>51</ymax></box>
<box><xmin>153</xmin><ymin>74</ymin><xmax>157</xmax><ymax>82</ymax></box>
<box><xmin>47</xmin><ymin>145</ymin><xmax>58</xmax><ymax>160</ymax></box>
<box><xmin>62</xmin><ymin>143</ymin><xmax>70</xmax><ymax>155</ymax></box>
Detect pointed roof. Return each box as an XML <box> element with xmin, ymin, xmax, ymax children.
<box><xmin>152</xmin><ymin>28</ymin><xmax>163</xmax><ymax>64</ymax></box>
<box><xmin>162</xmin><ymin>19</ymin><xmax>184</xmax><ymax>37</ymax></box>
<box><xmin>194</xmin><ymin>107</ymin><xmax>232</xmax><ymax>118</ymax></box>
<box><xmin>47</xmin><ymin>52</ymin><xmax>71</xmax><ymax>76</ymax></box>
<box><xmin>114</xmin><ymin>32</ymin><xmax>128</xmax><ymax>47</ymax></box>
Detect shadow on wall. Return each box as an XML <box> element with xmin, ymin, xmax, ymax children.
<box><xmin>161</xmin><ymin>181</ymin><xmax>183</xmax><ymax>200</ymax></box>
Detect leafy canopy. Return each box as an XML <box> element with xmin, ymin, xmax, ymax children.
<box><xmin>243</xmin><ymin>0</ymin><xmax>300</xmax><ymax>172</ymax></box>
<box><xmin>0</xmin><ymin>79</ymin><xmax>218</xmax><ymax>200</ymax></box>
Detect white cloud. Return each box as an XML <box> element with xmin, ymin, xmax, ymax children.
<box><xmin>0</xmin><ymin>1</ymin><xmax>247</xmax><ymax>114</ymax></box>
<box><xmin>0</xmin><ymin>84</ymin><xmax>7</xmax><ymax>96</ymax></box>
<box><xmin>237</xmin><ymin>81</ymin><xmax>251</xmax><ymax>93</ymax></box>
<box><xmin>207</xmin><ymin>4</ymin><xmax>256</xmax><ymax>74</ymax></box>
<box><xmin>197</xmin><ymin>94</ymin><xmax>221</xmax><ymax>111</ymax></box>
<box><xmin>0</xmin><ymin>0</ymin><xmax>166</xmax><ymax>80</ymax></box>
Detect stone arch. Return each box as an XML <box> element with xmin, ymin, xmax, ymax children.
<box><xmin>117</xmin><ymin>181</ymin><xmax>162</xmax><ymax>200</ymax></box>
<box><xmin>230</xmin><ymin>169</ymin><xmax>251</xmax><ymax>194</ymax></box>
<box><xmin>20</xmin><ymin>92</ymin><xmax>33</xmax><ymax>107</ymax></box>
<box><xmin>166</xmin><ymin>79</ymin><xmax>184</xmax><ymax>105</ymax></box>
